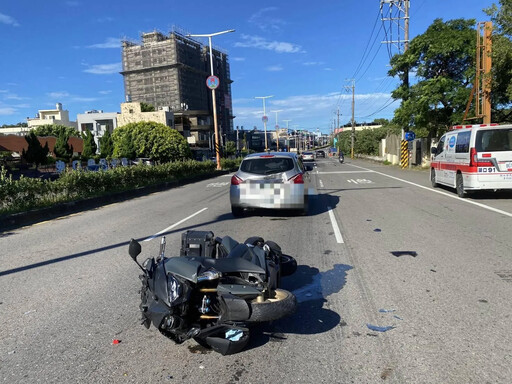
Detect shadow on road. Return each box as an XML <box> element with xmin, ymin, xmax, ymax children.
<box><xmin>246</xmin><ymin>263</ymin><xmax>353</xmax><ymax>351</ymax></box>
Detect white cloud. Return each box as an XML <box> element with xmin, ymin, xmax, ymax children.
<box><xmin>96</xmin><ymin>17</ymin><xmax>114</xmax><ymax>23</ymax></box>
<box><xmin>266</xmin><ymin>65</ymin><xmax>283</xmax><ymax>72</ymax></box>
<box><xmin>303</xmin><ymin>62</ymin><xmax>324</xmax><ymax>66</ymax></box>
<box><xmin>0</xmin><ymin>13</ymin><xmax>19</xmax><ymax>27</ymax></box>
<box><xmin>0</xmin><ymin>107</ymin><xmax>16</xmax><ymax>115</ymax></box>
<box><xmin>87</xmin><ymin>37</ymin><xmax>121</xmax><ymax>49</ymax></box>
<box><xmin>99</xmin><ymin>90</ymin><xmax>112</xmax><ymax>95</ymax></box>
<box><xmin>324</xmin><ymin>68</ymin><xmax>333</xmax><ymax>71</ymax></box>
<box><xmin>47</xmin><ymin>91</ymin><xmax>70</xmax><ymax>99</ymax></box>
<box><xmin>234</xmin><ymin>35</ymin><xmax>303</xmax><ymax>54</ymax></box>
<box><xmin>71</xmin><ymin>97</ymin><xmax>99</xmax><ymax>102</ymax></box>
<box><xmin>5</xmin><ymin>93</ymin><xmax>28</xmax><ymax>100</ymax></box>
<box><xmin>83</xmin><ymin>63</ymin><xmax>122</xmax><ymax>74</ymax></box>
<box><xmin>232</xmin><ymin>57</ymin><xmax>246</xmax><ymax>62</ymax></box>
<box><xmin>248</xmin><ymin>7</ymin><xmax>286</xmax><ymax>31</ymax></box>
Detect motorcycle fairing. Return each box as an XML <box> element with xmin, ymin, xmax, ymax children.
<box><xmin>164</xmin><ymin>255</ymin><xmax>266</xmax><ymax>283</ymax></box>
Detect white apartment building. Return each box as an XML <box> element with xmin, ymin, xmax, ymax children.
<box><xmin>27</xmin><ymin>103</ymin><xmax>78</xmax><ymax>130</ymax></box>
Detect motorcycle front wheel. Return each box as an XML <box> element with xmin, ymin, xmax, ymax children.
<box><xmin>247</xmin><ymin>289</ymin><xmax>297</xmax><ymax>323</ymax></box>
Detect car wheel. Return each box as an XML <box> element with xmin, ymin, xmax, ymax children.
<box><xmin>456</xmin><ymin>173</ymin><xmax>466</xmax><ymax>198</ymax></box>
<box><xmin>247</xmin><ymin>289</ymin><xmax>297</xmax><ymax>322</ymax></box>
<box><xmin>231</xmin><ymin>206</ymin><xmax>244</xmax><ymax>217</ymax></box>
<box><xmin>431</xmin><ymin>168</ymin><xmax>438</xmax><ymax>188</ymax></box>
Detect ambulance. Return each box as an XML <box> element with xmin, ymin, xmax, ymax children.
<box><xmin>430</xmin><ymin>123</ymin><xmax>512</xmax><ymax>197</ymax></box>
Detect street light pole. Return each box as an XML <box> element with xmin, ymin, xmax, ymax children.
<box><xmin>271</xmin><ymin>109</ymin><xmax>283</xmax><ymax>151</ymax></box>
<box><xmin>283</xmin><ymin>119</ymin><xmax>291</xmax><ymax>151</ymax></box>
<box><xmin>255</xmin><ymin>95</ymin><xmax>273</xmax><ymax>152</ymax></box>
<box><xmin>187</xmin><ymin>29</ymin><xmax>235</xmax><ymax>170</ymax></box>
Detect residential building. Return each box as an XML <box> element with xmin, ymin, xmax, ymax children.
<box><xmin>120</xmin><ymin>30</ymin><xmax>234</xmax><ymax>156</ymax></box>
<box><xmin>27</xmin><ymin>103</ymin><xmax>78</xmax><ymax>130</ymax></box>
<box><xmin>0</xmin><ymin>126</ymin><xmax>32</xmax><ymax>136</ymax></box>
<box><xmin>77</xmin><ymin>110</ymin><xmax>119</xmax><ymax>150</ymax></box>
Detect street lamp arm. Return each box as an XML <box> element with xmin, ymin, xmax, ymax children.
<box><xmin>187</xmin><ymin>29</ymin><xmax>235</xmax><ymax>38</ymax></box>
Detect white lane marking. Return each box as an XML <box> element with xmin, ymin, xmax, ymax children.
<box><xmin>319</xmin><ymin>180</ymin><xmax>324</xmax><ymax>188</ymax></box>
<box><xmin>349</xmin><ymin>164</ymin><xmax>512</xmax><ymax>218</ymax></box>
<box><xmin>143</xmin><ymin>208</ymin><xmax>208</xmax><ymax>242</ymax></box>
<box><xmin>348</xmin><ymin>178</ymin><xmax>372</xmax><ymax>184</ymax></box>
<box><xmin>328</xmin><ymin>206</ymin><xmax>344</xmax><ymax>244</ymax></box>
<box><xmin>317</xmin><ymin>171</ymin><xmax>374</xmax><ymax>174</ymax></box>
<box><xmin>207</xmin><ymin>182</ymin><xmax>230</xmax><ymax>187</ymax></box>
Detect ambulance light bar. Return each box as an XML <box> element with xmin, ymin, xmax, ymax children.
<box><xmin>450</xmin><ymin>123</ymin><xmax>499</xmax><ymax>130</ymax></box>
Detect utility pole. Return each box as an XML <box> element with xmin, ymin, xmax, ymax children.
<box><xmin>345</xmin><ymin>79</ymin><xmax>356</xmax><ymax>159</ymax></box>
<box><xmin>381</xmin><ymin>0</ymin><xmax>410</xmax><ymax>168</ymax></box>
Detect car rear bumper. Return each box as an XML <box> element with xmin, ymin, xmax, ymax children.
<box><xmin>230</xmin><ymin>184</ymin><xmax>306</xmax><ymax>209</ymax></box>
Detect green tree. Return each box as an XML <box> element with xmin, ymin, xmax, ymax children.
<box><xmin>22</xmin><ymin>132</ymin><xmax>49</xmax><ymax>167</ymax></box>
<box><xmin>112</xmin><ymin>121</ymin><xmax>192</xmax><ymax>162</ymax></box>
<box><xmin>31</xmin><ymin>124</ymin><xmax>78</xmax><ymax>138</ymax></box>
<box><xmin>140</xmin><ymin>102</ymin><xmax>155</xmax><ymax>112</ymax></box>
<box><xmin>389</xmin><ymin>18</ymin><xmax>476</xmax><ymax>138</ymax></box>
<box><xmin>485</xmin><ymin>0</ymin><xmax>512</xmax><ymax>36</ymax></box>
<box><xmin>54</xmin><ymin>130</ymin><xmax>73</xmax><ymax>161</ymax></box>
<box><xmin>81</xmin><ymin>130</ymin><xmax>97</xmax><ymax>158</ymax></box>
<box><xmin>224</xmin><ymin>141</ymin><xmax>236</xmax><ymax>157</ymax></box>
<box><xmin>99</xmin><ymin>130</ymin><xmax>114</xmax><ymax>158</ymax></box>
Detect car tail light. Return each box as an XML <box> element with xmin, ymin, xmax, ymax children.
<box><xmin>470</xmin><ymin>147</ymin><xmax>493</xmax><ymax>167</ymax></box>
<box><xmin>469</xmin><ymin>148</ymin><xmax>478</xmax><ymax>166</ymax></box>
<box><xmin>231</xmin><ymin>175</ymin><xmax>243</xmax><ymax>185</ymax></box>
<box><xmin>288</xmin><ymin>173</ymin><xmax>304</xmax><ymax>184</ymax></box>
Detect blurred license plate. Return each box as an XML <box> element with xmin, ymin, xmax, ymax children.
<box><xmin>506</xmin><ymin>162</ymin><xmax>512</xmax><ymax>169</ymax></box>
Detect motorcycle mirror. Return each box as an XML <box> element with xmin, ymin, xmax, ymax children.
<box><xmin>129</xmin><ymin>239</ymin><xmax>142</xmax><ymax>261</ymax></box>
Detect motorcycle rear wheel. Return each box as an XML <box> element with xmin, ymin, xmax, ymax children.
<box><xmin>247</xmin><ymin>289</ymin><xmax>297</xmax><ymax>323</ymax></box>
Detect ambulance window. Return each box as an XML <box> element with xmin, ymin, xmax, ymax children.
<box><xmin>436</xmin><ymin>136</ymin><xmax>446</xmax><ymax>155</ymax></box>
<box><xmin>455</xmin><ymin>131</ymin><xmax>471</xmax><ymax>153</ymax></box>
<box><xmin>476</xmin><ymin>129</ymin><xmax>512</xmax><ymax>152</ymax></box>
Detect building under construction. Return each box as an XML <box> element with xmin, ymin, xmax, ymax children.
<box><xmin>121</xmin><ymin>30</ymin><xmax>233</xmax><ymax>154</ymax></box>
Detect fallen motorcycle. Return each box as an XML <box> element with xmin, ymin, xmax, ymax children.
<box><xmin>128</xmin><ymin>230</ymin><xmax>297</xmax><ymax>355</ymax></box>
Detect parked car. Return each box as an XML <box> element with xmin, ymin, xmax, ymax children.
<box><xmin>230</xmin><ymin>152</ymin><xmax>312</xmax><ymax>217</ymax></box>
<box><xmin>301</xmin><ymin>151</ymin><xmax>315</xmax><ymax>162</ymax></box>
<box><xmin>316</xmin><ymin>150</ymin><xmax>326</xmax><ymax>158</ymax></box>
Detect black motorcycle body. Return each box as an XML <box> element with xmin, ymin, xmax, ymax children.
<box><xmin>339</xmin><ymin>153</ymin><xmax>345</xmax><ymax>163</ymax></box>
<box><xmin>129</xmin><ymin>231</ymin><xmax>297</xmax><ymax>355</ymax></box>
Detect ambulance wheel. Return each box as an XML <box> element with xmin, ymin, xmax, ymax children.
<box><xmin>456</xmin><ymin>173</ymin><xmax>466</xmax><ymax>198</ymax></box>
<box><xmin>430</xmin><ymin>169</ymin><xmax>438</xmax><ymax>188</ymax></box>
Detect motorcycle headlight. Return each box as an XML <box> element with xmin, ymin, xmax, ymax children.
<box><xmin>167</xmin><ymin>275</ymin><xmax>182</xmax><ymax>305</ymax></box>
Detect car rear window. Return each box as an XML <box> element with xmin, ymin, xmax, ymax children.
<box><xmin>475</xmin><ymin>128</ymin><xmax>512</xmax><ymax>152</ymax></box>
<box><xmin>240</xmin><ymin>157</ymin><xmax>295</xmax><ymax>175</ymax></box>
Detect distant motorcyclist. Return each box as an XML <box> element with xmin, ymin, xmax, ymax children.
<box><xmin>338</xmin><ymin>151</ymin><xmax>344</xmax><ymax>164</ymax></box>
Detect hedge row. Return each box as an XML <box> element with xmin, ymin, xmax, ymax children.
<box><xmin>0</xmin><ymin>160</ymin><xmax>217</xmax><ymax>215</ymax></box>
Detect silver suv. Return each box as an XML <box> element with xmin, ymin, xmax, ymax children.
<box><xmin>230</xmin><ymin>152</ymin><xmax>312</xmax><ymax>217</ymax></box>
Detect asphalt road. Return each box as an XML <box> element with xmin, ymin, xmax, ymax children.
<box><xmin>1</xmin><ymin>157</ymin><xmax>511</xmax><ymax>383</ymax></box>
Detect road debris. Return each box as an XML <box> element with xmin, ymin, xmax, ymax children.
<box><xmin>366</xmin><ymin>324</ymin><xmax>395</xmax><ymax>332</ymax></box>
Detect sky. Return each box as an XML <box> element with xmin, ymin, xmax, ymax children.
<box><xmin>0</xmin><ymin>0</ymin><xmax>498</xmax><ymax>134</ymax></box>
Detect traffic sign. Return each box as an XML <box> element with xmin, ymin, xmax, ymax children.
<box><xmin>262</xmin><ymin>115</ymin><xmax>268</xmax><ymax>123</ymax></box>
<box><xmin>405</xmin><ymin>131</ymin><xmax>416</xmax><ymax>141</ymax></box>
<box><xmin>275</xmin><ymin>124</ymin><xmax>279</xmax><ymax>129</ymax></box>
<box><xmin>206</xmin><ymin>76</ymin><xmax>220</xmax><ymax>90</ymax></box>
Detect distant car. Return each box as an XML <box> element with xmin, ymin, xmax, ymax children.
<box><xmin>230</xmin><ymin>152</ymin><xmax>312</xmax><ymax>217</ymax></box>
<box><xmin>316</xmin><ymin>150</ymin><xmax>326</xmax><ymax>158</ymax></box>
<box><xmin>301</xmin><ymin>151</ymin><xmax>315</xmax><ymax>162</ymax></box>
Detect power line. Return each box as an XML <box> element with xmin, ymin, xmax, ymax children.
<box><xmin>351</xmin><ymin>9</ymin><xmax>382</xmax><ymax>79</ymax></box>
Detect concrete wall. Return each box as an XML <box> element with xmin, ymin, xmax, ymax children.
<box><xmin>117</xmin><ymin>102</ymin><xmax>174</xmax><ymax>128</ymax></box>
